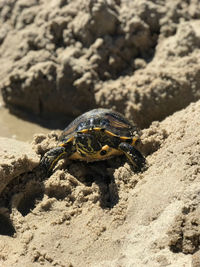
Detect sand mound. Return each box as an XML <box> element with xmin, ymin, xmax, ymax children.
<box><xmin>1</xmin><ymin>0</ymin><xmax>200</xmax><ymax>266</ymax></box>
<box><xmin>0</xmin><ymin>101</ymin><xmax>199</xmax><ymax>266</ymax></box>
<box><xmin>0</xmin><ymin>137</ymin><xmax>39</xmax><ymax>195</ymax></box>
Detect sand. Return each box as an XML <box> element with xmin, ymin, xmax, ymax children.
<box><xmin>0</xmin><ymin>0</ymin><xmax>200</xmax><ymax>266</ymax></box>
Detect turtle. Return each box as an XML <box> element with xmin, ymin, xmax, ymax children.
<box><xmin>40</xmin><ymin>108</ymin><xmax>145</xmax><ymax>175</ymax></box>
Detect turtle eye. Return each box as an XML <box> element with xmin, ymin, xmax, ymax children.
<box><xmin>100</xmin><ymin>150</ymin><xmax>107</xmax><ymax>156</ymax></box>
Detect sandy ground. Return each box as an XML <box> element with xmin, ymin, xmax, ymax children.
<box><xmin>0</xmin><ymin>94</ymin><xmax>50</xmax><ymax>141</ymax></box>
<box><xmin>0</xmin><ymin>0</ymin><xmax>200</xmax><ymax>266</ymax></box>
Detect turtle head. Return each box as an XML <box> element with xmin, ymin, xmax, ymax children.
<box><xmin>40</xmin><ymin>146</ymin><xmax>66</xmax><ymax>176</ymax></box>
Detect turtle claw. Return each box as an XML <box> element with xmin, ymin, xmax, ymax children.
<box><xmin>119</xmin><ymin>142</ymin><xmax>146</xmax><ymax>171</ymax></box>
<box><xmin>40</xmin><ymin>146</ymin><xmax>66</xmax><ymax>176</ymax></box>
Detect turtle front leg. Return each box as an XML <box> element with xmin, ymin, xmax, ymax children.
<box><xmin>118</xmin><ymin>142</ymin><xmax>146</xmax><ymax>170</ymax></box>
<box><xmin>40</xmin><ymin>146</ymin><xmax>67</xmax><ymax>176</ymax></box>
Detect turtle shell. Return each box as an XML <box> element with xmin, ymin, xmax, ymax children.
<box><xmin>59</xmin><ymin>108</ymin><xmax>139</xmax><ymax>143</ymax></box>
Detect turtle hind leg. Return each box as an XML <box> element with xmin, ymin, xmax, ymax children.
<box><xmin>118</xmin><ymin>142</ymin><xmax>146</xmax><ymax>170</ymax></box>
<box><xmin>40</xmin><ymin>146</ymin><xmax>67</xmax><ymax>176</ymax></box>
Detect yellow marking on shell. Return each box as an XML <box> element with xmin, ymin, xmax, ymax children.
<box><xmin>120</xmin><ymin>136</ymin><xmax>131</xmax><ymax>142</ymax></box>
<box><xmin>118</xmin><ymin>136</ymin><xmax>140</xmax><ymax>146</ymax></box>
<box><xmin>79</xmin><ymin>129</ymin><xmax>89</xmax><ymax>133</ymax></box>
<box><xmin>92</xmin><ymin>128</ymin><xmax>118</xmax><ymax>137</ymax></box>
<box><xmin>103</xmin><ymin>130</ymin><xmax>137</xmax><ymax>142</ymax></box>
<box><xmin>49</xmin><ymin>151</ymin><xmax>67</xmax><ymax>171</ymax></box>
<box><xmin>93</xmin><ymin>127</ymin><xmax>102</xmax><ymax>131</ymax></box>
<box><xmin>59</xmin><ymin>136</ymin><xmax>74</xmax><ymax>146</ymax></box>
<box><xmin>78</xmin><ymin>127</ymin><xmax>139</xmax><ymax>145</ymax></box>
<box><xmin>78</xmin><ymin>128</ymin><xmax>102</xmax><ymax>133</ymax></box>
<box><xmin>105</xmin><ymin>130</ymin><xmax>117</xmax><ymax>137</ymax></box>
<box><xmin>131</xmin><ymin>137</ymin><xmax>139</xmax><ymax>146</ymax></box>
<box><xmin>78</xmin><ymin>127</ymin><xmax>118</xmax><ymax>138</ymax></box>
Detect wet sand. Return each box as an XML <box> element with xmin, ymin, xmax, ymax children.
<box><xmin>0</xmin><ymin>95</ymin><xmax>51</xmax><ymax>141</ymax></box>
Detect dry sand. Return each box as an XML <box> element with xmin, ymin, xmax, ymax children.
<box><xmin>0</xmin><ymin>0</ymin><xmax>200</xmax><ymax>266</ymax></box>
